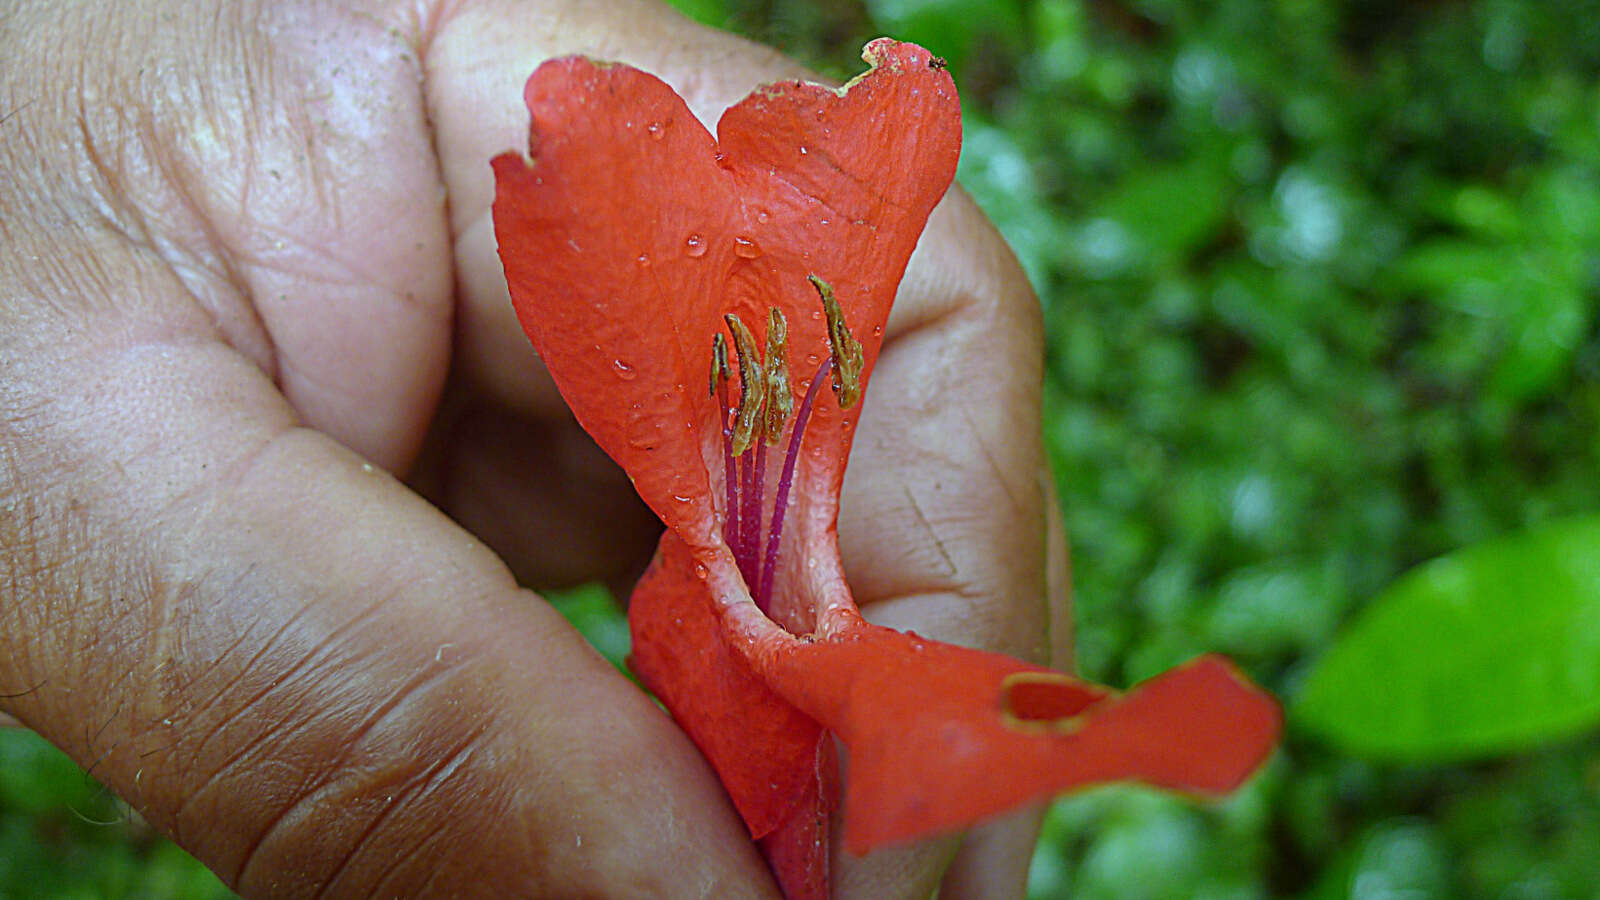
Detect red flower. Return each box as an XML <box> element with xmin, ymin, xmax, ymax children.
<box><xmin>492</xmin><ymin>39</ymin><xmax>1279</xmax><ymax>899</ymax></box>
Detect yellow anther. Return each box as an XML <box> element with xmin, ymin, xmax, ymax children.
<box><xmin>810</xmin><ymin>275</ymin><xmax>863</xmax><ymax>409</ymax></box>
<box><xmin>762</xmin><ymin>308</ymin><xmax>793</xmax><ymax>446</ymax></box>
<box><xmin>708</xmin><ymin>331</ymin><xmax>730</xmax><ymax>397</ymax></box>
<box><xmin>724</xmin><ymin>313</ymin><xmax>766</xmax><ymax>456</ymax></box>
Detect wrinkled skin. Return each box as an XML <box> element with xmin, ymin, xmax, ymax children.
<box><xmin>0</xmin><ymin>1</ymin><xmax>1063</xmax><ymax>897</ymax></box>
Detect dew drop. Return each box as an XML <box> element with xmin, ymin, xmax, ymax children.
<box><xmin>872</xmin><ymin>325</ymin><xmax>883</xmax><ymax>337</ymax></box>
<box><xmin>613</xmin><ymin>359</ymin><xmax>637</xmax><ymax>380</ymax></box>
<box><xmin>636</xmin><ymin>252</ymin><xmax>650</xmax><ymax>267</ymax></box>
<box><xmin>693</xmin><ymin>562</ymin><xmax>709</xmax><ymax>580</ymax></box>
<box><xmin>799</xmin><ymin>146</ymin><xmax>808</xmax><ymax>155</ymax></box>
<box><xmin>733</xmin><ymin>236</ymin><xmax>762</xmax><ymax>259</ymax></box>
<box><xmin>756</xmin><ymin>209</ymin><xmax>771</xmax><ymax>224</ymax></box>
<box><xmin>646</xmin><ymin>120</ymin><xmax>664</xmax><ymax>140</ymax></box>
<box><xmin>804</xmin><ymin>352</ymin><xmax>820</xmax><ymax>367</ymax></box>
<box><xmin>671</xmin><ymin>494</ymin><xmax>692</xmax><ymax>504</ymax></box>
<box><xmin>685</xmin><ymin>233</ymin><xmax>707</xmax><ymax>257</ymax></box>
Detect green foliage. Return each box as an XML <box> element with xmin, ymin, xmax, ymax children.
<box><xmin>546</xmin><ymin>581</ymin><xmax>634</xmax><ymax>673</ymax></box>
<box><xmin>1298</xmin><ymin>515</ymin><xmax>1600</xmax><ymax>762</ymax></box>
<box><xmin>0</xmin><ymin>730</ymin><xmax>231</xmax><ymax>899</ymax></box>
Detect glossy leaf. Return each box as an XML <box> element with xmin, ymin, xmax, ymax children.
<box><xmin>1296</xmin><ymin>515</ymin><xmax>1600</xmax><ymax>761</ymax></box>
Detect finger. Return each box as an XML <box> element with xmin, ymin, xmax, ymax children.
<box><xmin>939</xmin><ymin>802</ymin><xmax>1047</xmax><ymax>900</ymax></box>
<box><xmin>412</xmin><ymin>394</ymin><xmax>663</xmax><ymax>593</ymax></box>
<box><xmin>844</xmin><ymin>190</ymin><xmax>1049</xmax><ymax>661</ymax></box>
<box><xmin>0</xmin><ymin>302</ymin><xmax>776</xmax><ymax>897</ymax></box>
<box><xmin>17</xmin><ymin>2</ymin><xmax>457</xmax><ymax>475</ymax></box>
<box><xmin>1</xmin><ymin>2</ymin><xmax>779</xmax><ymax>893</ymax></box>
<box><xmin>837</xmin><ymin>186</ymin><xmax>1048</xmax><ymax>900</ymax></box>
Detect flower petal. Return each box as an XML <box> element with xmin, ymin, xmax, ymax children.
<box><xmin>717</xmin><ymin>38</ymin><xmax>962</xmax><ymax>514</ymax></box>
<box><xmin>492</xmin><ymin>58</ymin><xmax>730</xmax><ymax>547</ymax></box>
<box><xmin>628</xmin><ymin>530</ymin><xmax>824</xmax><ymax>839</ymax></box>
<box><xmin>751</xmin><ymin>618</ymin><xmax>1283</xmax><ymax>853</ymax></box>
<box><xmin>755</xmin><ymin>733</ymin><xmax>835</xmax><ymax>900</ymax></box>
<box><xmin>490</xmin><ymin>41</ymin><xmax>960</xmax><ymax>552</ymax></box>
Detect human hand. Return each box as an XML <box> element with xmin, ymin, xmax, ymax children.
<box><xmin>0</xmin><ymin>1</ymin><xmax>1063</xmax><ymax>897</ymax></box>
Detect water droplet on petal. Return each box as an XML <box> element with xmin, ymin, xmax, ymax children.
<box><xmin>756</xmin><ymin>209</ymin><xmax>771</xmax><ymax>224</ymax></box>
<box><xmin>733</xmin><ymin>236</ymin><xmax>762</xmax><ymax>259</ymax></box>
<box><xmin>613</xmin><ymin>359</ymin><xmax>637</xmax><ymax>380</ymax></box>
<box><xmin>636</xmin><ymin>252</ymin><xmax>650</xmax><ymax>267</ymax></box>
<box><xmin>671</xmin><ymin>494</ymin><xmax>692</xmax><ymax>504</ymax></box>
<box><xmin>685</xmin><ymin>233</ymin><xmax>707</xmax><ymax>257</ymax></box>
<box><xmin>647</xmin><ymin>120</ymin><xmax>664</xmax><ymax>140</ymax></box>
<box><xmin>799</xmin><ymin>146</ymin><xmax>808</xmax><ymax>155</ymax></box>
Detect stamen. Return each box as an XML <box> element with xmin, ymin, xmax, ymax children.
<box><xmin>762</xmin><ymin>308</ymin><xmax>793</xmax><ymax>446</ymax></box>
<box><xmin>744</xmin><ymin>310</ymin><xmax>792</xmax><ymax>594</ymax></box>
<box><xmin>739</xmin><ymin>446</ymin><xmax>759</xmax><ymax>583</ymax></box>
<box><xmin>708</xmin><ymin>332</ymin><xmax>729</xmax><ymax>397</ymax></box>
<box><xmin>809</xmin><ymin>275</ymin><xmax>863</xmax><ymax>409</ymax></box>
<box><xmin>711</xmin><ymin>333</ymin><xmax>740</xmax><ymax>552</ymax></box>
<box><xmin>756</xmin><ymin>356</ymin><xmax>833</xmax><ymax>613</ymax></box>
<box><xmin>724</xmin><ymin>313</ymin><xmax>767</xmax><ymax>456</ymax></box>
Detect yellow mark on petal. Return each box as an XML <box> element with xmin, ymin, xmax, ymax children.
<box><xmin>809</xmin><ymin>275</ymin><xmax>863</xmax><ymax>409</ymax></box>
<box><xmin>998</xmin><ymin>671</ymin><xmax>1105</xmax><ymax>735</ymax></box>
<box><xmin>762</xmin><ymin>308</ymin><xmax>793</xmax><ymax>446</ymax></box>
<box><xmin>724</xmin><ymin>313</ymin><xmax>766</xmax><ymax>455</ymax></box>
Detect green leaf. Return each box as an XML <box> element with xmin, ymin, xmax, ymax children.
<box><xmin>544</xmin><ymin>582</ymin><xmax>632</xmax><ymax>674</ymax></box>
<box><xmin>1095</xmin><ymin>157</ymin><xmax>1234</xmax><ymax>273</ymax></box>
<box><xmin>1295</xmin><ymin>515</ymin><xmax>1600</xmax><ymax>762</ymax></box>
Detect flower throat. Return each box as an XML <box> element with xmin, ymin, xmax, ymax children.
<box><xmin>710</xmin><ymin>276</ymin><xmax>863</xmax><ymax>615</ymax></box>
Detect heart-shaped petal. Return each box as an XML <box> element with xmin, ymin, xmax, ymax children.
<box><xmin>491</xmin><ymin>40</ymin><xmax>960</xmax><ymax>553</ymax></box>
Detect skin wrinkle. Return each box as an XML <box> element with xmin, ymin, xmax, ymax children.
<box><xmin>56</xmin><ymin>8</ymin><xmax>284</xmax><ymax>377</ymax></box>
<box><xmin>370</xmin><ymin>814</ymin><xmax>458</xmax><ymax>897</ymax></box>
<box><xmin>208</xmin><ymin>637</ymin><xmax>492</xmax><ymax>893</ymax></box>
<box><xmin>174</xmin><ymin>599</ymin><xmax>364</xmax><ymax>827</ymax></box>
<box><xmin>158</xmin><ymin>439</ymin><xmax>457</xmax><ymax>833</ymax></box>
<box><xmin>311</xmin><ymin>724</ymin><xmax>486</xmax><ymax>899</ymax></box>
<box><xmin>164</xmin><ymin>564</ymin><xmax>324</xmax><ymax>796</ymax></box>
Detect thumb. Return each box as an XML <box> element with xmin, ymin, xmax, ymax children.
<box><xmin>0</xmin><ymin>0</ymin><xmax>777</xmax><ymax>895</ymax></box>
<box><xmin>0</xmin><ymin>308</ymin><xmax>774</xmax><ymax>897</ymax></box>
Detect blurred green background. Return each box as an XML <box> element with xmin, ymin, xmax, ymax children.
<box><xmin>5</xmin><ymin>0</ymin><xmax>1599</xmax><ymax>896</ymax></box>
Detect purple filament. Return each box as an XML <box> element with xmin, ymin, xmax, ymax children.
<box><xmin>755</xmin><ymin>357</ymin><xmax>833</xmax><ymax>613</ymax></box>
<box><xmin>736</xmin><ymin>448</ymin><xmax>753</xmax><ymax>581</ymax></box>
<box><xmin>747</xmin><ymin>437</ymin><xmax>769</xmax><ymax>585</ymax></box>
<box><xmin>718</xmin><ymin>381</ymin><xmax>739</xmax><ymax>565</ymax></box>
